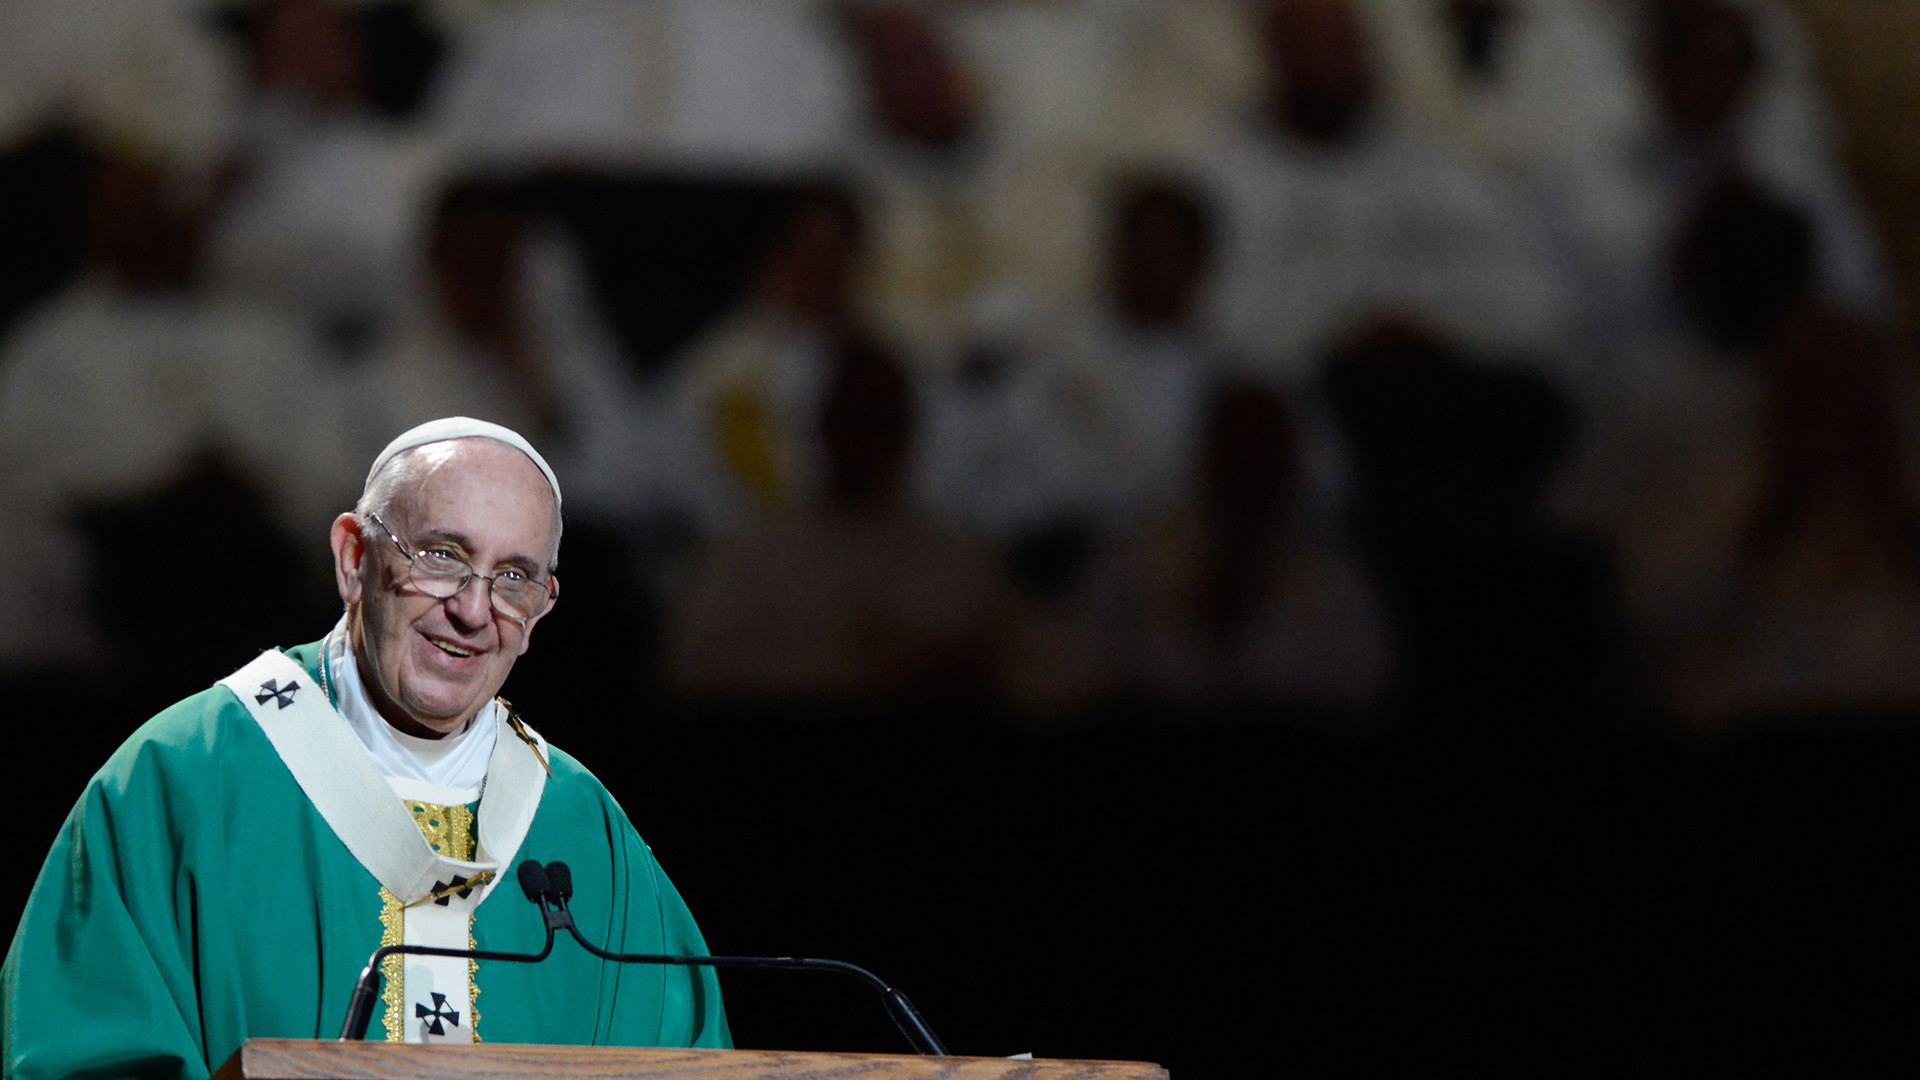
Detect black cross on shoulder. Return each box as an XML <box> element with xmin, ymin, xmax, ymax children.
<box><xmin>255</xmin><ymin>679</ymin><xmax>299</xmax><ymax>709</ymax></box>
<box><xmin>415</xmin><ymin>991</ymin><xmax>461</xmax><ymax>1036</ymax></box>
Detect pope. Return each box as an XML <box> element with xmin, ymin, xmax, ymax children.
<box><xmin>1</xmin><ymin>417</ymin><xmax>729</xmax><ymax>1077</ymax></box>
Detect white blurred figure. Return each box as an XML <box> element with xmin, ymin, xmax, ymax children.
<box><xmin>1540</xmin><ymin>175</ymin><xmax>1920</xmax><ymax>728</ymax></box>
<box><xmin>913</xmin><ymin>289</ymin><xmax>1104</xmax><ymax>545</ymax></box>
<box><xmin>204</xmin><ymin>0</ymin><xmax>444</xmax><ymax>346</ymax></box>
<box><xmin>0</xmin><ymin>0</ymin><xmax>240</xmax><ymax>168</ymax></box>
<box><xmin>842</xmin><ymin>2</ymin><xmax>1171</xmax><ymax>361</ymax></box>
<box><xmin>430</xmin><ymin>0</ymin><xmax>856</xmax><ymax>174</ymax></box>
<box><xmin>668</xmin><ymin>341</ymin><xmax>1007</xmax><ymax>705</ymax></box>
<box><xmin>836</xmin><ymin>2</ymin><xmax>1000</xmax><ymax>358</ymax></box>
<box><xmin>1402</xmin><ymin>0</ymin><xmax>1891</xmax><ymax>350</ymax></box>
<box><xmin>1338</xmin><ymin>0</ymin><xmax>1641</xmax><ymax>164</ymax></box>
<box><xmin>1122</xmin><ymin>381</ymin><xmax>1394</xmax><ymax>713</ymax></box>
<box><xmin>0</xmin><ymin>152</ymin><xmax>352</xmax><ymax>669</ymax></box>
<box><xmin>1635</xmin><ymin>0</ymin><xmax>1891</xmax><ymax>327</ymax></box>
<box><xmin>426</xmin><ymin>0</ymin><xmax>657</xmax><ymax>167</ymax></box>
<box><xmin>1000</xmin><ymin>379</ymin><xmax>1396</xmax><ymax>717</ymax></box>
<box><xmin>917</xmin><ymin>0</ymin><xmax>1249</xmax><ymax>329</ymax></box>
<box><xmin>934</xmin><ymin>175</ymin><xmax>1226</xmax><ymax>540</ymax></box>
<box><xmin>1539</xmin><ymin>179</ymin><xmax>1781</xmax><ymax>679</ymax></box>
<box><xmin>664</xmin><ymin>187</ymin><xmax>874</xmax><ymax>532</ymax></box>
<box><xmin>1189</xmin><ymin>0</ymin><xmax>1576</xmax><ymax>388</ymax></box>
<box><xmin>349</xmin><ymin>177</ymin><xmax>652</xmax><ymax>526</ymax></box>
<box><xmin>1445</xmin><ymin>4</ymin><xmax>1904</xmax><ymax>718</ymax></box>
<box><xmin>1662</xmin><ymin>305</ymin><xmax>1920</xmax><ymax>727</ymax></box>
<box><xmin>1085</xmin><ymin>0</ymin><xmax>1268</xmax><ymax>163</ymax></box>
<box><xmin>908</xmin><ymin>172</ymin><xmax>1308</xmax><ymax>548</ymax></box>
<box><xmin>917</xmin><ymin>176</ymin><xmax>1355</xmax><ymax>718</ymax></box>
<box><xmin>1544</xmin><ymin>174</ymin><xmax>1916</xmax><ymax>733</ymax></box>
<box><xmin>1057</xmin><ymin>177</ymin><xmax>1225</xmax><ymax>526</ymax></box>
<box><xmin>920</xmin><ymin>0</ymin><xmax>1281</xmax><ymax>328</ymax></box>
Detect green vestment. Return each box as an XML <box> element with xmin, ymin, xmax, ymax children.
<box><xmin>0</xmin><ymin>641</ymin><xmax>730</xmax><ymax>1079</ymax></box>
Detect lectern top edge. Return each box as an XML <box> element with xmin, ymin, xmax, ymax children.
<box><xmin>214</xmin><ymin>1038</ymin><xmax>1170</xmax><ymax>1080</ymax></box>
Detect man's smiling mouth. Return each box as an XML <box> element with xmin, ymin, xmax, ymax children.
<box><xmin>427</xmin><ymin>637</ymin><xmax>476</xmax><ymax>658</ymax></box>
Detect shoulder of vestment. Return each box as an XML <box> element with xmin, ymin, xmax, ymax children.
<box><xmin>89</xmin><ymin>639</ymin><xmax>327</xmax><ymax>796</ymax></box>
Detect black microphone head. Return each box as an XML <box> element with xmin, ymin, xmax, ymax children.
<box><xmin>544</xmin><ymin>861</ymin><xmax>573</xmax><ymax>902</ymax></box>
<box><xmin>517</xmin><ymin>859</ymin><xmax>550</xmax><ymax>903</ymax></box>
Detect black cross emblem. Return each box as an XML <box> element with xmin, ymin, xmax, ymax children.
<box><xmin>430</xmin><ymin>874</ymin><xmax>475</xmax><ymax>906</ymax></box>
<box><xmin>255</xmin><ymin>679</ymin><xmax>299</xmax><ymax>709</ymax></box>
<box><xmin>415</xmin><ymin>991</ymin><xmax>461</xmax><ymax>1036</ymax></box>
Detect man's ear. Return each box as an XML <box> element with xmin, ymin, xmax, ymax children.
<box><xmin>331</xmin><ymin>513</ymin><xmax>367</xmax><ymax>605</ymax></box>
<box><xmin>514</xmin><ymin>576</ymin><xmax>557</xmax><ymax>656</ymax></box>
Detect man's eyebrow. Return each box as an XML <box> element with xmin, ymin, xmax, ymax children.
<box><xmin>415</xmin><ymin>528</ymin><xmax>545</xmax><ymax>574</ymax></box>
<box><xmin>495</xmin><ymin>553</ymin><xmax>544</xmax><ymax>575</ymax></box>
<box><xmin>414</xmin><ymin>528</ymin><xmax>476</xmax><ymax>551</ymax></box>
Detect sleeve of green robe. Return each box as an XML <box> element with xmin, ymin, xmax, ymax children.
<box><xmin>605</xmin><ymin>803</ymin><xmax>730</xmax><ymax>1049</ymax></box>
<box><xmin>506</xmin><ymin>749</ymin><xmax>730</xmax><ymax>1049</ymax></box>
<box><xmin>2</xmin><ymin>733</ymin><xmax>216</xmax><ymax>1080</ymax></box>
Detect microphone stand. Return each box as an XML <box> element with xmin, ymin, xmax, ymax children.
<box><xmin>339</xmin><ymin>936</ymin><xmax>559</xmax><ymax>1041</ymax></box>
<box><xmin>339</xmin><ymin>861</ymin><xmax>950</xmax><ymax>1057</ymax></box>
<box><xmin>339</xmin><ymin>863</ymin><xmax>567</xmax><ymax>1041</ymax></box>
<box><xmin>537</xmin><ymin>863</ymin><xmax>949</xmax><ymax>1057</ymax></box>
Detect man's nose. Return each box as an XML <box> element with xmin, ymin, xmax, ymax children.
<box><xmin>445</xmin><ymin>576</ymin><xmax>494</xmax><ymax>630</ymax></box>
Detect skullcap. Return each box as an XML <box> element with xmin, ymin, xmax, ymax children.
<box><xmin>364</xmin><ymin>417</ymin><xmax>561</xmax><ymax>507</ymax></box>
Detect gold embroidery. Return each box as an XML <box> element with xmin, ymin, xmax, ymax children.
<box><xmin>378</xmin><ymin>888</ymin><xmax>404</xmax><ymax>1043</ymax></box>
<box><xmin>405</xmin><ymin>802</ymin><xmax>475</xmax><ymax>860</ymax></box>
<box><xmin>470</xmin><ymin>931</ymin><xmax>482</xmax><ymax>1042</ymax></box>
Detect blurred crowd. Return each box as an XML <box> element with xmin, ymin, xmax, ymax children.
<box><xmin>0</xmin><ymin>0</ymin><xmax>1914</xmax><ymax>731</ymax></box>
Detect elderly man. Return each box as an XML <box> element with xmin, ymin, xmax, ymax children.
<box><xmin>1</xmin><ymin>418</ymin><xmax>729</xmax><ymax>1074</ymax></box>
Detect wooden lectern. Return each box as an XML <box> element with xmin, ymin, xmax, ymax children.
<box><xmin>214</xmin><ymin>1039</ymin><xmax>1169</xmax><ymax>1080</ymax></box>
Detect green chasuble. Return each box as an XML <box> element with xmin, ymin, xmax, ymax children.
<box><xmin>0</xmin><ymin>641</ymin><xmax>729</xmax><ymax>1079</ymax></box>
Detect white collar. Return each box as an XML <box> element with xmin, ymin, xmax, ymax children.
<box><xmin>325</xmin><ymin>619</ymin><xmax>497</xmax><ymax>797</ymax></box>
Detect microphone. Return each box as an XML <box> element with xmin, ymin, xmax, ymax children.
<box><xmin>337</xmin><ymin>862</ymin><xmax>563</xmax><ymax>1041</ymax></box>
<box><xmin>536</xmin><ymin>860</ymin><xmax>950</xmax><ymax>1056</ymax></box>
<box><xmin>517</xmin><ymin>858</ymin><xmax>552</xmax><ymax>903</ymax></box>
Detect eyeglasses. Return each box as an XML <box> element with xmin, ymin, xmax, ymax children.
<box><xmin>367</xmin><ymin>512</ymin><xmax>557</xmax><ymax>622</ymax></box>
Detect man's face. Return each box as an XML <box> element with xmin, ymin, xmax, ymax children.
<box><xmin>331</xmin><ymin>439</ymin><xmax>558</xmax><ymax>737</ymax></box>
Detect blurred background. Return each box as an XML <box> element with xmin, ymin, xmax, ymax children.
<box><xmin>3</xmin><ymin>0</ymin><xmax>1920</xmax><ymax>1072</ymax></box>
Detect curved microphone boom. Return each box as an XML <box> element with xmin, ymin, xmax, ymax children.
<box><xmin>337</xmin><ymin>862</ymin><xmax>563</xmax><ymax>1041</ymax></box>
<box><xmin>539</xmin><ymin>861</ymin><xmax>950</xmax><ymax>1056</ymax></box>
<box><xmin>340</xmin><ymin>860</ymin><xmax>950</xmax><ymax>1056</ymax></box>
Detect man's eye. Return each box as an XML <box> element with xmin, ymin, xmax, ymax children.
<box><xmin>497</xmin><ymin>568</ymin><xmax>532</xmax><ymax>585</ymax></box>
<box><xmin>419</xmin><ymin>549</ymin><xmax>463</xmax><ymax>566</ymax></box>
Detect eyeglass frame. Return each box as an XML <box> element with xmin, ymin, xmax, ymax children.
<box><xmin>365</xmin><ymin>510</ymin><xmax>558</xmax><ymax>622</ymax></box>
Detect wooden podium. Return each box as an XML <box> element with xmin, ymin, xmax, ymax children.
<box><xmin>214</xmin><ymin>1040</ymin><xmax>1169</xmax><ymax>1080</ymax></box>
